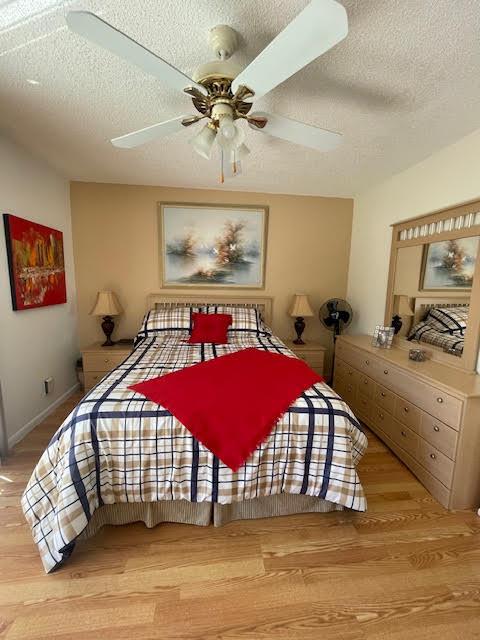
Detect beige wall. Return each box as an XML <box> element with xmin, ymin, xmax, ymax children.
<box><xmin>70</xmin><ymin>182</ymin><xmax>353</xmax><ymax>368</ymax></box>
<box><xmin>347</xmin><ymin>126</ymin><xmax>480</xmax><ymax>371</ymax></box>
<box><xmin>0</xmin><ymin>134</ymin><xmax>78</xmax><ymax>448</ymax></box>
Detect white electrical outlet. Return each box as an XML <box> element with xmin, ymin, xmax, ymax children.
<box><xmin>44</xmin><ymin>377</ymin><xmax>54</xmax><ymax>395</ymax></box>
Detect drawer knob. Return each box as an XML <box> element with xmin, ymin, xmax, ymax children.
<box><xmin>437</xmin><ymin>397</ymin><xmax>444</xmax><ymax>404</ymax></box>
<box><xmin>365</xmin><ymin>360</ymin><xmax>370</xmax><ymax>365</ymax></box>
<box><xmin>348</xmin><ymin>370</ymin><xmax>353</xmax><ymax>375</ymax></box>
<box><xmin>379</xmin><ymin>412</ymin><xmax>384</xmax><ymax>419</ymax></box>
<box><xmin>430</xmin><ymin>453</ymin><xmax>437</xmax><ymax>460</ymax></box>
<box><xmin>347</xmin><ymin>385</ymin><xmax>353</xmax><ymax>391</ymax></box>
<box><xmin>381</xmin><ymin>392</ymin><xmax>386</xmax><ymax>398</ymax></box>
<box><xmin>403</xmin><ymin>407</ymin><xmax>409</xmax><ymax>413</ymax></box>
<box><xmin>104</xmin><ymin>359</ymin><xmax>110</xmax><ymax>363</ymax></box>
<box><xmin>384</xmin><ymin>369</ymin><xmax>389</xmax><ymax>375</ymax></box>
<box><xmin>401</xmin><ymin>430</ymin><xmax>407</xmax><ymax>437</ymax></box>
<box><xmin>433</xmin><ymin>425</ymin><xmax>440</xmax><ymax>432</ymax></box>
<box><xmin>363</xmin><ymin>379</ymin><xmax>368</xmax><ymax>385</ymax></box>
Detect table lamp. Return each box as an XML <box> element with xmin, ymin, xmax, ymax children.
<box><xmin>289</xmin><ymin>293</ymin><xmax>314</xmax><ymax>345</ymax></box>
<box><xmin>90</xmin><ymin>291</ymin><xmax>123</xmax><ymax>346</ymax></box>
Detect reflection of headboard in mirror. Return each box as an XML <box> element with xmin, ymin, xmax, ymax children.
<box><xmin>385</xmin><ymin>197</ymin><xmax>480</xmax><ymax>371</ymax></box>
<box><xmin>413</xmin><ymin>296</ymin><xmax>470</xmax><ymax>326</ymax></box>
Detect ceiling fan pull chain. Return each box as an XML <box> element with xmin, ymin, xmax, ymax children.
<box><xmin>220</xmin><ymin>148</ymin><xmax>225</xmax><ymax>184</ymax></box>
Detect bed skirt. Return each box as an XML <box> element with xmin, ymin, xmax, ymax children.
<box><xmin>78</xmin><ymin>494</ymin><xmax>344</xmax><ymax>542</ymax></box>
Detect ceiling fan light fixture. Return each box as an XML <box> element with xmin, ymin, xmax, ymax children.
<box><xmin>218</xmin><ymin>114</ymin><xmax>236</xmax><ymax>140</ymax></box>
<box><xmin>217</xmin><ymin>120</ymin><xmax>245</xmax><ymax>151</ymax></box>
<box><xmin>190</xmin><ymin>122</ymin><xmax>217</xmax><ymax>159</ymax></box>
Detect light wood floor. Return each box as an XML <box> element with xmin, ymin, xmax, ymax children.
<box><xmin>1</xmin><ymin>392</ymin><xmax>480</xmax><ymax>640</ymax></box>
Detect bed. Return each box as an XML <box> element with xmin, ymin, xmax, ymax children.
<box><xmin>408</xmin><ymin>297</ymin><xmax>470</xmax><ymax>356</ymax></box>
<box><xmin>22</xmin><ymin>294</ymin><xmax>367</xmax><ymax>573</ymax></box>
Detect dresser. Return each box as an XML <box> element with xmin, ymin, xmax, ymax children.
<box><xmin>81</xmin><ymin>342</ymin><xmax>133</xmax><ymax>391</ymax></box>
<box><xmin>288</xmin><ymin>340</ymin><xmax>326</xmax><ymax>376</ymax></box>
<box><xmin>333</xmin><ymin>335</ymin><xmax>480</xmax><ymax>510</ymax></box>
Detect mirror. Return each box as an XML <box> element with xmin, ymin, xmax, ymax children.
<box><xmin>385</xmin><ymin>201</ymin><xmax>480</xmax><ymax>371</ymax></box>
<box><xmin>392</xmin><ymin>244</ymin><xmax>473</xmax><ymax>356</ymax></box>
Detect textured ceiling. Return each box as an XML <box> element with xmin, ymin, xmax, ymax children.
<box><xmin>1</xmin><ymin>0</ymin><xmax>480</xmax><ymax>196</ymax></box>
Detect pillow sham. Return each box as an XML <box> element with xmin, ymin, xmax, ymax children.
<box><xmin>202</xmin><ymin>305</ymin><xmax>271</xmax><ymax>336</ymax></box>
<box><xmin>134</xmin><ymin>306</ymin><xmax>201</xmax><ymax>345</ymax></box>
<box><xmin>188</xmin><ymin>313</ymin><xmax>232</xmax><ymax>344</ymax></box>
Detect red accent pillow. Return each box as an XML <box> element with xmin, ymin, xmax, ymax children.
<box><xmin>188</xmin><ymin>313</ymin><xmax>232</xmax><ymax>344</ymax></box>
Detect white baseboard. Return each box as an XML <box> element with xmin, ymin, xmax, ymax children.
<box><xmin>8</xmin><ymin>383</ymin><xmax>80</xmax><ymax>449</ymax></box>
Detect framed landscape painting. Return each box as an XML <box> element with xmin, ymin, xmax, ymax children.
<box><xmin>420</xmin><ymin>235</ymin><xmax>479</xmax><ymax>291</ymax></box>
<box><xmin>3</xmin><ymin>214</ymin><xmax>67</xmax><ymax>310</ymax></box>
<box><xmin>159</xmin><ymin>203</ymin><xmax>268</xmax><ymax>288</ymax></box>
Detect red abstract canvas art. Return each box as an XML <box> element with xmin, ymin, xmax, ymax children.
<box><xmin>3</xmin><ymin>214</ymin><xmax>67</xmax><ymax>310</ymax></box>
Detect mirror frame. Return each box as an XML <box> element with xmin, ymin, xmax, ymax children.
<box><xmin>385</xmin><ymin>198</ymin><xmax>480</xmax><ymax>372</ymax></box>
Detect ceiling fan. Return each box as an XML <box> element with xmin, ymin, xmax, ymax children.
<box><xmin>66</xmin><ymin>0</ymin><xmax>347</xmax><ymax>180</ymax></box>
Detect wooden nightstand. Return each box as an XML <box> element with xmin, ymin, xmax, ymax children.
<box><xmin>287</xmin><ymin>340</ymin><xmax>326</xmax><ymax>376</ymax></box>
<box><xmin>81</xmin><ymin>341</ymin><xmax>133</xmax><ymax>391</ymax></box>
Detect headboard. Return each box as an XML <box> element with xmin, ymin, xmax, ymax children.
<box><xmin>413</xmin><ymin>296</ymin><xmax>470</xmax><ymax>325</ymax></box>
<box><xmin>146</xmin><ymin>293</ymin><xmax>273</xmax><ymax>325</ymax></box>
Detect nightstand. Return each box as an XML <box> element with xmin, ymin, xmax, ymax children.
<box><xmin>81</xmin><ymin>342</ymin><xmax>133</xmax><ymax>391</ymax></box>
<box><xmin>287</xmin><ymin>340</ymin><xmax>326</xmax><ymax>376</ymax></box>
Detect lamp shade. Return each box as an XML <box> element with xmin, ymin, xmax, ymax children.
<box><xmin>90</xmin><ymin>291</ymin><xmax>123</xmax><ymax>317</ymax></box>
<box><xmin>190</xmin><ymin>123</ymin><xmax>217</xmax><ymax>160</ymax></box>
<box><xmin>289</xmin><ymin>293</ymin><xmax>314</xmax><ymax>318</ymax></box>
<box><xmin>393</xmin><ymin>295</ymin><xmax>414</xmax><ymax>316</ymax></box>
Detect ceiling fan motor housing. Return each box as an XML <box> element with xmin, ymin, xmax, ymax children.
<box><xmin>208</xmin><ymin>25</ymin><xmax>238</xmax><ymax>60</ymax></box>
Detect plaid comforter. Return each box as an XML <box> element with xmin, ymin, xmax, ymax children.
<box><xmin>22</xmin><ymin>333</ymin><xmax>367</xmax><ymax>573</ymax></box>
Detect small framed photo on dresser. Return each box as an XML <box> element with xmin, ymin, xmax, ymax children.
<box><xmin>372</xmin><ymin>325</ymin><xmax>395</xmax><ymax>349</ymax></box>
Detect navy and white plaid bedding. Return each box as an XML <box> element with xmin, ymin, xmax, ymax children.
<box><xmin>408</xmin><ymin>306</ymin><xmax>468</xmax><ymax>354</ymax></box>
<box><xmin>22</xmin><ymin>332</ymin><xmax>367</xmax><ymax>573</ymax></box>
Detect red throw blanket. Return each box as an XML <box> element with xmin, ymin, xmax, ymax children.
<box><xmin>129</xmin><ymin>347</ymin><xmax>323</xmax><ymax>471</ymax></box>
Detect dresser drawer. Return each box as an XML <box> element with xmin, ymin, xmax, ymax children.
<box><xmin>394</xmin><ymin>397</ymin><xmax>422</xmax><ymax>433</ymax></box>
<box><xmin>418</xmin><ymin>440</ymin><xmax>454</xmax><ymax>488</ymax></box>
<box><xmin>341</xmin><ymin>379</ymin><xmax>357</xmax><ymax>407</ymax></box>
<box><xmin>371</xmin><ymin>405</ymin><xmax>394</xmax><ymax>438</ymax></box>
<box><xmin>83</xmin><ymin>352</ymin><xmax>128</xmax><ymax>372</ymax></box>
<box><xmin>420</xmin><ymin>414</ymin><xmax>458</xmax><ymax>460</ymax></box>
<box><xmin>335</xmin><ymin>359</ymin><xmax>358</xmax><ymax>384</ymax></box>
<box><xmin>357</xmin><ymin>373</ymin><xmax>374</xmax><ymax>399</ymax></box>
<box><xmin>374</xmin><ymin>384</ymin><xmax>396</xmax><ymax>414</ymax></box>
<box><xmin>389</xmin><ymin>419</ymin><xmax>419</xmax><ymax>458</ymax></box>
<box><xmin>84</xmin><ymin>372</ymin><xmax>105</xmax><ymax>389</ymax></box>
<box><xmin>337</xmin><ymin>343</ymin><xmax>381</xmax><ymax>378</ymax></box>
<box><xmin>355</xmin><ymin>390</ymin><xmax>373</xmax><ymax>422</ymax></box>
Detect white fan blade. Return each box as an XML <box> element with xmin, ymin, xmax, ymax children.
<box><xmin>232</xmin><ymin>0</ymin><xmax>347</xmax><ymax>100</ymax></box>
<box><xmin>249</xmin><ymin>111</ymin><xmax>342</xmax><ymax>151</ymax></box>
<box><xmin>66</xmin><ymin>11</ymin><xmax>206</xmax><ymax>95</ymax></box>
<box><xmin>111</xmin><ymin>116</ymin><xmax>188</xmax><ymax>149</ymax></box>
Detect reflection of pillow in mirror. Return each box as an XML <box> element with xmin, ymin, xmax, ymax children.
<box><xmin>424</xmin><ymin>306</ymin><xmax>468</xmax><ymax>335</ymax></box>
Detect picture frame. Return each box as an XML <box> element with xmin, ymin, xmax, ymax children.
<box><xmin>3</xmin><ymin>213</ymin><xmax>67</xmax><ymax>310</ymax></box>
<box><xmin>158</xmin><ymin>202</ymin><xmax>268</xmax><ymax>289</ymax></box>
<box><xmin>420</xmin><ymin>235</ymin><xmax>479</xmax><ymax>291</ymax></box>
<box><xmin>372</xmin><ymin>325</ymin><xmax>395</xmax><ymax>349</ymax></box>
